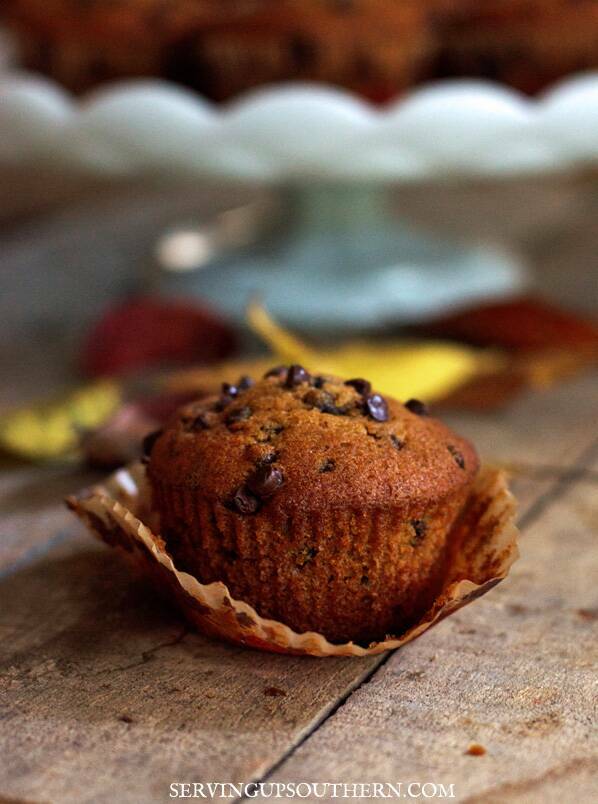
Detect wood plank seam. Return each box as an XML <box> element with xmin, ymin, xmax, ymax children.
<box><xmin>518</xmin><ymin>436</ymin><xmax>598</xmax><ymax>531</ymax></box>
<box><xmin>237</xmin><ymin>651</ymin><xmax>394</xmax><ymax>803</ymax></box>
<box><xmin>234</xmin><ymin>434</ymin><xmax>598</xmax><ymax>803</ymax></box>
<box><xmin>0</xmin><ymin>527</ymin><xmax>72</xmax><ymax>583</ymax></box>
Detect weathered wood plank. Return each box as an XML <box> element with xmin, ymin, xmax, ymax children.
<box><xmin>0</xmin><ymin>465</ymin><xmax>560</xmax><ymax>804</ymax></box>
<box><xmin>0</xmin><ymin>530</ymin><xmax>386</xmax><ymax>803</ymax></box>
<box><xmin>262</xmin><ymin>445</ymin><xmax>598</xmax><ymax>803</ymax></box>
<box><xmin>443</xmin><ymin>371</ymin><xmax>598</xmax><ymax>469</ymax></box>
<box><xmin>0</xmin><ymin>463</ymin><xmax>102</xmax><ymax>573</ymax></box>
<box><xmin>0</xmin><ymin>377</ymin><xmax>595</xmax><ymax>803</ymax></box>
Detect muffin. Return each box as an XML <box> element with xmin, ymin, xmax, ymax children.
<box><xmin>145</xmin><ymin>365</ymin><xmax>479</xmax><ymax>645</ymax></box>
<box><xmin>4</xmin><ymin>0</ymin><xmax>598</xmax><ymax>101</ymax></box>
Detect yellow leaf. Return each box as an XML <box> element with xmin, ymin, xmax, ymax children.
<box><xmin>247</xmin><ymin>301</ymin><xmax>501</xmax><ymax>402</ymax></box>
<box><xmin>0</xmin><ymin>381</ymin><xmax>121</xmax><ymax>461</ymax></box>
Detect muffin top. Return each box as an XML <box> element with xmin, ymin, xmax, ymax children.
<box><xmin>146</xmin><ymin>365</ymin><xmax>479</xmax><ymax>514</ymax></box>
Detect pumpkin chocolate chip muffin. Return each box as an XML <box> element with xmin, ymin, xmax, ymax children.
<box><xmin>146</xmin><ymin>365</ymin><xmax>479</xmax><ymax>645</ymax></box>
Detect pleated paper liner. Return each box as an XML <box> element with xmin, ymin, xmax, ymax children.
<box><xmin>67</xmin><ymin>463</ymin><xmax>519</xmax><ymax>657</ymax></box>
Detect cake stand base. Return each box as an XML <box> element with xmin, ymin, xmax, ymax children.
<box><xmin>159</xmin><ymin>184</ymin><xmax>525</xmax><ymax>333</ymax></box>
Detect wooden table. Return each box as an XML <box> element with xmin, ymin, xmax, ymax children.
<box><xmin>1</xmin><ymin>367</ymin><xmax>597</xmax><ymax>804</ymax></box>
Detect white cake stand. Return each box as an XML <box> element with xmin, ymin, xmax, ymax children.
<box><xmin>2</xmin><ymin>71</ymin><xmax>598</xmax><ymax>330</ymax></box>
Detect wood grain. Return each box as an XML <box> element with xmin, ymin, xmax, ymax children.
<box><xmin>262</xmin><ymin>442</ymin><xmax>598</xmax><ymax>803</ymax></box>
<box><xmin>0</xmin><ymin>463</ymin><xmax>102</xmax><ymax>574</ymax></box>
<box><xmin>0</xmin><ymin>531</ymin><xmax>388</xmax><ymax>803</ymax></box>
<box><xmin>0</xmin><ymin>371</ymin><xmax>596</xmax><ymax>802</ymax></box>
<box><xmin>443</xmin><ymin>371</ymin><xmax>598</xmax><ymax>469</ymax></box>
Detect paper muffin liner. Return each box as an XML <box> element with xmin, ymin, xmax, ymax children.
<box><xmin>67</xmin><ymin>463</ymin><xmax>519</xmax><ymax>657</ymax></box>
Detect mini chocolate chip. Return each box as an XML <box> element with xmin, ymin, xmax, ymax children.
<box><xmin>214</xmin><ymin>394</ymin><xmax>235</xmax><ymax>411</ymax></box>
<box><xmin>264</xmin><ymin>365</ymin><xmax>287</xmax><ymax>379</ymax></box>
<box><xmin>258</xmin><ymin>450</ymin><xmax>279</xmax><ymax>466</ymax></box>
<box><xmin>285</xmin><ymin>364</ymin><xmax>310</xmax><ymax>387</ymax></box>
<box><xmin>312</xmin><ymin>375</ymin><xmax>326</xmax><ymax>388</ymax></box>
<box><xmin>256</xmin><ymin>423</ymin><xmax>284</xmax><ymax>443</ymax></box>
<box><xmin>221</xmin><ymin>382</ymin><xmax>238</xmax><ymax>397</ymax></box>
<box><xmin>361</xmin><ymin>575</ymin><xmax>369</xmax><ymax>586</ymax></box>
<box><xmin>141</xmin><ymin>429</ymin><xmax>162</xmax><ymax>460</ymax></box>
<box><xmin>296</xmin><ymin>546</ymin><xmax>317</xmax><ymax>567</ymax></box>
<box><xmin>405</xmin><ymin>398</ymin><xmax>429</xmax><ymax>416</ymax></box>
<box><xmin>448</xmin><ymin>444</ymin><xmax>466</xmax><ymax>469</ymax></box>
<box><xmin>305</xmin><ymin>546</ymin><xmax>317</xmax><ymax>562</ymax></box>
<box><xmin>226</xmin><ymin>406</ymin><xmax>252</xmax><ymax>425</ymax></box>
<box><xmin>410</xmin><ymin>519</ymin><xmax>427</xmax><ymax>546</ymax></box>
<box><xmin>185</xmin><ymin>413</ymin><xmax>209</xmax><ymax>431</ymax></box>
<box><xmin>319</xmin><ymin>458</ymin><xmax>336</xmax><ymax>473</ymax></box>
<box><xmin>390</xmin><ymin>434</ymin><xmax>404</xmax><ymax>451</ymax></box>
<box><xmin>365</xmin><ymin>393</ymin><xmax>389</xmax><ymax>422</ymax></box>
<box><xmin>247</xmin><ymin>464</ymin><xmax>285</xmax><ymax>498</ymax></box>
<box><xmin>232</xmin><ymin>486</ymin><xmax>260</xmax><ymax>514</ymax></box>
<box><xmin>321</xmin><ymin>403</ymin><xmax>352</xmax><ymax>416</ymax></box>
<box><xmin>237</xmin><ymin>375</ymin><xmax>254</xmax><ymax>390</ymax></box>
<box><xmin>345</xmin><ymin>378</ymin><xmax>371</xmax><ymax>396</ymax></box>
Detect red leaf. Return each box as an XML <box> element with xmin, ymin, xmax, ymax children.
<box><xmin>82</xmin><ymin>296</ymin><xmax>237</xmax><ymax>377</ymax></box>
<box><xmin>416</xmin><ymin>297</ymin><xmax>598</xmax><ymax>352</ymax></box>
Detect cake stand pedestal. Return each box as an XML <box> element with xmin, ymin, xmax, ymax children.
<box><xmin>158</xmin><ymin>183</ymin><xmax>523</xmax><ymax>332</ymax></box>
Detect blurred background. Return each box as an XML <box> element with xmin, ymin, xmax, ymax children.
<box><xmin>0</xmin><ymin>0</ymin><xmax>597</xmax><ymax>468</ymax></box>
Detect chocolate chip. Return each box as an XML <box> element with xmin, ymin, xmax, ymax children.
<box><xmin>258</xmin><ymin>450</ymin><xmax>279</xmax><ymax>466</ymax></box>
<box><xmin>221</xmin><ymin>382</ymin><xmax>238</xmax><ymax>398</ymax></box>
<box><xmin>365</xmin><ymin>393</ymin><xmax>389</xmax><ymax>422</ymax></box>
<box><xmin>405</xmin><ymin>398</ymin><xmax>429</xmax><ymax>416</ymax></box>
<box><xmin>345</xmin><ymin>378</ymin><xmax>371</xmax><ymax>396</ymax></box>
<box><xmin>256</xmin><ymin>422</ymin><xmax>284</xmax><ymax>443</ymax></box>
<box><xmin>141</xmin><ymin>429</ymin><xmax>162</xmax><ymax>460</ymax></box>
<box><xmin>410</xmin><ymin>519</ymin><xmax>427</xmax><ymax>547</ymax></box>
<box><xmin>321</xmin><ymin>403</ymin><xmax>352</xmax><ymax>416</ymax></box>
<box><xmin>237</xmin><ymin>375</ymin><xmax>254</xmax><ymax>390</ymax></box>
<box><xmin>226</xmin><ymin>406</ymin><xmax>252</xmax><ymax>425</ymax></box>
<box><xmin>312</xmin><ymin>376</ymin><xmax>326</xmax><ymax>389</ymax></box>
<box><xmin>296</xmin><ymin>546</ymin><xmax>317</xmax><ymax>567</ymax></box>
<box><xmin>184</xmin><ymin>413</ymin><xmax>209</xmax><ymax>431</ymax></box>
<box><xmin>264</xmin><ymin>365</ymin><xmax>287</xmax><ymax>379</ymax></box>
<box><xmin>319</xmin><ymin>458</ymin><xmax>336</xmax><ymax>473</ymax></box>
<box><xmin>285</xmin><ymin>364</ymin><xmax>310</xmax><ymax>387</ymax></box>
<box><xmin>390</xmin><ymin>434</ymin><xmax>404</xmax><ymax>451</ymax></box>
<box><xmin>214</xmin><ymin>395</ymin><xmax>234</xmax><ymax>411</ymax></box>
<box><xmin>247</xmin><ymin>464</ymin><xmax>284</xmax><ymax>498</ymax></box>
<box><xmin>232</xmin><ymin>486</ymin><xmax>260</xmax><ymax>514</ymax></box>
<box><xmin>448</xmin><ymin>444</ymin><xmax>465</xmax><ymax>469</ymax></box>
